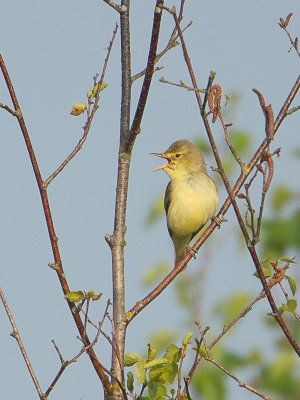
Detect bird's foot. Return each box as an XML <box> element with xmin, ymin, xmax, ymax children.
<box><xmin>187</xmin><ymin>245</ymin><xmax>198</xmax><ymax>259</ymax></box>
<box><xmin>212</xmin><ymin>214</ymin><xmax>227</xmax><ymax>228</ymax></box>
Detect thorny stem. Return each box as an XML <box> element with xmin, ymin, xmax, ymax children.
<box><xmin>0</xmin><ymin>53</ymin><xmax>113</xmax><ymax>395</ymax></box>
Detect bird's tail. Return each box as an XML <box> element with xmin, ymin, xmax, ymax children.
<box><xmin>174</xmin><ymin>245</ymin><xmax>187</xmax><ymax>267</ymax></box>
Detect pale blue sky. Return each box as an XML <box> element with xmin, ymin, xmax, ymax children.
<box><xmin>1</xmin><ymin>1</ymin><xmax>299</xmax><ymax>399</ymax></box>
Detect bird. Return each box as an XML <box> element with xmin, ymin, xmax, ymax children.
<box><xmin>152</xmin><ymin>139</ymin><xmax>219</xmax><ymax>266</ymax></box>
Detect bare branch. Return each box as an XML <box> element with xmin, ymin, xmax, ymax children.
<box><xmin>206</xmin><ymin>357</ymin><xmax>271</xmax><ymax>400</ymax></box>
<box><xmin>168</xmin><ymin>6</ymin><xmax>300</xmax><ymax>356</ymax></box>
<box><xmin>0</xmin><ymin>286</ymin><xmax>43</xmax><ymax>399</ymax></box>
<box><xmin>126</xmin><ymin>0</ymin><xmax>165</xmax><ymax>152</ymax></box>
<box><xmin>279</xmin><ymin>13</ymin><xmax>300</xmax><ymax>57</ymax></box>
<box><xmin>44</xmin><ymin>24</ymin><xmax>118</xmax><ymax>187</ymax></box>
<box><xmin>103</xmin><ymin>0</ymin><xmax>126</xmax><ymax>13</ymax></box>
<box><xmin>0</xmin><ymin>52</ymin><xmax>113</xmax><ymax>396</ymax></box>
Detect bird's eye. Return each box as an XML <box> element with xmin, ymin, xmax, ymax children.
<box><xmin>175</xmin><ymin>153</ymin><xmax>181</xmax><ymax>158</ymax></box>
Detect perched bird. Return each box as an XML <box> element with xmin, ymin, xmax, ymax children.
<box><xmin>152</xmin><ymin>140</ymin><xmax>219</xmax><ymax>266</ymax></box>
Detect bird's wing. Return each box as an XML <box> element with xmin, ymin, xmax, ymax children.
<box><xmin>164</xmin><ymin>182</ymin><xmax>171</xmax><ymax>215</ymax></box>
<box><xmin>164</xmin><ymin>182</ymin><xmax>174</xmax><ymax>238</ymax></box>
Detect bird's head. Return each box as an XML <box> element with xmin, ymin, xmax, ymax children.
<box><xmin>151</xmin><ymin>140</ymin><xmax>206</xmax><ymax>179</ymax></box>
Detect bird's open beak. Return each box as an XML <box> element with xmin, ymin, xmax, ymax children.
<box><xmin>150</xmin><ymin>153</ymin><xmax>171</xmax><ymax>172</ymax></box>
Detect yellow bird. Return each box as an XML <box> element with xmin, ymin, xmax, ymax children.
<box><xmin>152</xmin><ymin>140</ymin><xmax>219</xmax><ymax>266</ymax></box>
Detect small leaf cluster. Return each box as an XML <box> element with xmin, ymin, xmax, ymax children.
<box><xmin>65</xmin><ymin>290</ymin><xmax>102</xmax><ymax>303</ymax></box>
<box><xmin>254</xmin><ymin>258</ymin><xmax>298</xmax><ymax>315</ymax></box>
<box><xmin>124</xmin><ymin>333</ymin><xmax>194</xmax><ymax>400</ymax></box>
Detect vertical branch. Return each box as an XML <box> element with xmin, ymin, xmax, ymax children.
<box><xmin>109</xmin><ymin>1</ymin><xmax>165</xmax><ymax>386</ymax></box>
<box><xmin>109</xmin><ymin>0</ymin><xmax>132</xmax><ymax>384</ymax></box>
<box><xmin>126</xmin><ymin>0</ymin><xmax>164</xmax><ymax>152</ymax></box>
<box><xmin>120</xmin><ymin>1</ymin><xmax>132</xmax><ymax>147</ymax></box>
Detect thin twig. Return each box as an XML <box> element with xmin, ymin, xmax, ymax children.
<box><xmin>0</xmin><ymin>102</ymin><xmax>22</xmax><ymax>117</ymax></box>
<box><xmin>43</xmin><ymin>24</ymin><xmax>118</xmax><ymax>187</ymax></box>
<box><xmin>194</xmin><ymin>319</ymin><xmax>271</xmax><ymax>399</ymax></box>
<box><xmin>169</xmin><ymin>6</ymin><xmax>300</xmax><ymax>356</ymax></box>
<box><xmin>103</xmin><ymin>0</ymin><xmax>125</xmax><ymax>13</ymax></box>
<box><xmin>208</xmin><ymin>290</ymin><xmax>265</xmax><ymax>349</ymax></box>
<box><xmin>159</xmin><ymin>76</ymin><xmax>206</xmax><ymax>93</ymax></box>
<box><xmin>279</xmin><ymin>13</ymin><xmax>300</xmax><ymax>57</ymax></box>
<box><xmin>0</xmin><ymin>286</ymin><xmax>44</xmax><ymax>399</ymax></box>
<box><xmin>131</xmin><ymin>4</ymin><xmax>191</xmax><ymax>83</ymax></box>
<box><xmin>206</xmin><ymin>357</ymin><xmax>271</xmax><ymax>400</ymax></box>
<box><xmin>126</xmin><ymin>0</ymin><xmax>165</xmax><ymax>152</ymax></box>
<box><xmin>0</xmin><ymin>51</ymin><xmax>113</xmax><ymax>395</ymax></box>
<box><xmin>286</xmin><ymin>104</ymin><xmax>300</xmax><ymax>115</ymax></box>
<box><xmin>45</xmin><ymin>300</ymin><xmax>112</xmax><ymax>398</ymax></box>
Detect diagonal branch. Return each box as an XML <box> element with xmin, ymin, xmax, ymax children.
<box><xmin>0</xmin><ymin>53</ymin><xmax>113</xmax><ymax>395</ymax></box>
<box><xmin>0</xmin><ymin>286</ymin><xmax>43</xmax><ymax>399</ymax></box>
<box><xmin>171</xmin><ymin>9</ymin><xmax>300</xmax><ymax>355</ymax></box>
<box><xmin>44</xmin><ymin>24</ymin><xmax>118</xmax><ymax>187</ymax></box>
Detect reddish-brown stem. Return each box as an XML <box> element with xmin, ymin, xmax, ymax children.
<box><xmin>126</xmin><ymin>0</ymin><xmax>165</xmax><ymax>153</ymax></box>
<box><xmin>170</xmin><ymin>8</ymin><xmax>300</xmax><ymax>357</ymax></box>
<box><xmin>0</xmin><ymin>53</ymin><xmax>112</xmax><ymax>395</ymax></box>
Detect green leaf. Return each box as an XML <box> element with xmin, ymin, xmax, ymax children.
<box><xmin>253</xmin><ymin>268</ymin><xmax>272</xmax><ymax>278</ymax></box>
<box><xmin>148</xmin><ymin>381</ymin><xmax>167</xmax><ymax>399</ymax></box>
<box><xmin>286</xmin><ymin>299</ymin><xmax>297</xmax><ymax>313</ymax></box>
<box><xmin>163</xmin><ymin>362</ymin><xmax>178</xmax><ymax>384</ymax></box>
<box><xmin>260</xmin><ymin>258</ymin><xmax>270</xmax><ymax>265</ymax></box>
<box><xmin>164</xmin><ymin>344</ymin><xmax>180</xmax><ymax>363</ymax></box>
<box><xmin>182</xmin><ymin>332</ymin><xmax>193</xmax><ymax>346</ymax></box>
<box><xmin>144</xmin><ymin>358</ymin><xmax>169</xmax><ymax>369</ymax></box>
<box><xmin>279</xmin><ymin>257</ymin><xmax>296</xmax><ymax>264</ymax></box>
<box><xmin>147</xmin><ymin>346</ymin><xmax>157</xmax><ymax>362</ymax></box>
<box><xmin>286</xmin><ymin>275</ymin><xmax>297</xmax><ymax>295</ymax></box>
<box><xmin>135</xmin><ymin>359</ymin><xmax>146</xmax><ymax>385</ymax></box>
<box><xmin>148</xmin><ymin>366</ymin><xmax>165</xmax><ymax>383</ymax></box>
<box><xmin>124</xmin><ymin>352</ymin><xmax>142</xmax><ymax>367</ymax></box>
<box><xmin>193</xmin><ymin>346</ymin><xmax>208</xmax><ymax>358</ymax></box>
<box><xmin>147</xmin><ymin>331</ymin><xmax>177</xmax><ymax>354</ymax></box>
<box><xmin>278</xmin><ymin>299</ymin><xmax>297</xmax><ymax>314</ymax></box>
<box><xmin>127</xmin><ymin>371</ymin><xmax>134</xmax><ymax>393</ymax></box>
<box><xmin>65</xmin><ymin>291</ymin><xmax>85</xmax><ymax>303</ymax></box>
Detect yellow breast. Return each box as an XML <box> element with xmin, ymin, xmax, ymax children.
<box><xmin>167</xmin><ymin>174</ymin><xmax>218</xmax><ymax>237</ymax></box>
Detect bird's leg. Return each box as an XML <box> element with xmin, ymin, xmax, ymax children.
<box><xmin>212</xmin><ymin>214</ymin><xmax>227</xmax><ymax>228</ymax></box>
<box><xmin>186</xmin><ymin>245</ymin><xmax>197</xmax><ymax>259</ymax></box>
